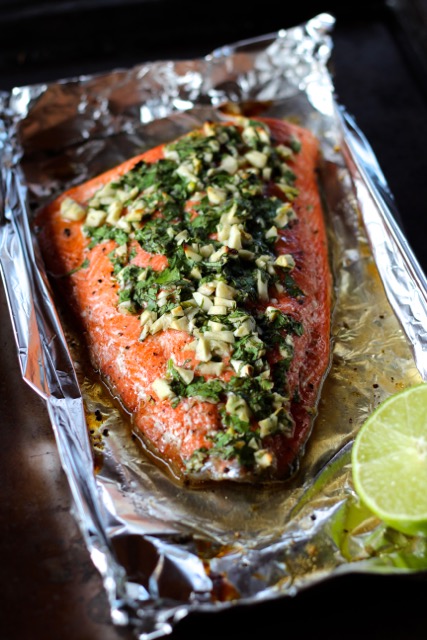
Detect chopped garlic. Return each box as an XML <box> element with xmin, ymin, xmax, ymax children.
<box><xmin>231</xmin><ymin>360</ymin><xmax>253</xmax><ymax>377</ymax></box>
<box><xmin>60</xmin><ymin>197</ymin><xmax>86</xmax><ymax>222</ymax></box>
<box><xmin>274</xmin><ymin>254</ymin><xmax>295</xmax><ymax>269</ymax></box>
<box><xmin>258</xmin><ymin>413</ymin><xmax>279</xmax><ymax>438</ymax></box>
<box><xmin>220</xmin><ymin>202</ymin><xmax>240</xmax><ymax>225</ymax></box>
<box><xmin>175</xmin><ymin>230</ymin><xmax>189</xmax><ymax>245</ymax></box>
<box><xmin>213</xmin><ymin>296</ymin><xmax>236</xmax><ymax>309</ymax></box>
<box><xmin>170</xmin><ymin>316</ymin><xmax>190</xmax><ymax>332</ymax></box>
<box><xmin>163</xmin><ymin>147</ymin><xmax>180</xmax><ymax>162</ymax></box>
<box><xmin>207</xmin><ymin>185</ymin><xmax>227</xmax><ymax>204</ymax></box>
<box><xmin>274</xmin><ymin>203</ymin><xmax>295</xmax><ymax>228</ymax></box>
<box><xmin>117</xmin><ymin>300</ymin><xmax>134</xmax><ymax>315</ymax></box>
<box><xmin>140</xmin><ymin>309</ymin><xmax>157</xmax><ymax>326</ymax></box>
<box><xmin>195</xmin><ymin>337</ymin><xmax>211</xmax><ymax>362</ymax></box>
<box><xmin>225</xmin><ymin>224</ymin><xmax>242</xmax><ymax>250</ymax></box>
<box><xmin>152</xmin><ymin>378</ymin><xmax>176</xmax><ymax>401</ymax></box>
<box><xmin>171</xmin><ymin>305</ymin><xmax>185</xmax><ymax>317</ymax></box>
<box><xmin>190</xmin><ymin>266</ymin><xmax>202</xmax><ymax>279</ymax></box>
<box><xmin>207</xmin><ymin>305</ymin><xmax>227</xmax><ymax>316</ymax></box>
<box><xmin>150</xmin><ymin>314</ymin><xmax>171</xmax><ymax>334</ymax></box>
<box><xmin>233</xmin><ymin>320</ymin><xmax>254</xmax><ymax>337</ymax></box>
<box><xmin>217</xmin><ymin>223</ymin><xmax>231</xmax><ymax>243</ymax></box>
<box><xmin>207</xmin><ymin>320</ymin><xmax>227</xmax><ymax>332</ymax></box>
<box><xmin>85</xmin><ymin>208</ymin><xmax>107</xmax><ymax>227</ymax></box>
<box><xmin>225</xmin><ymin>394</ymin><xmax>251</xmax><ymax>422</ymax></box>
<box><xmin>265</xmin><ymin>225</ymin><xmax>278</xmax><ymax>239</ymax></box>
<box><xmin>254</xmin><ymin>449</ymin><xmax>274</xmax><ymax>469</ymax></box>
<box><xmin>199</xmin><ymin>244</ymin><xmax>214</xmax><ymax>258</ymax></box>
<box><xmin>220</xmin><ymin>155</ymin><xmax>238</xmax><ymax>174</ymax></box>
<box><xmin>184</xmin><ymin>246</ymin><xmax>203</xmax><ymax>262</ymax></box>
<box><xmin>106</xmin><ymin>200</ymin><xmax>123</xmax><ymax>225</ymax></box>
<box><xmin>245</xmin><ymin>150</ymin><xmax>268</xmax><ymax>169</ymax></box>
<box><xmin>175</xmin><ymin>366</ymin><xmax>194</xmax><ymax>385</ymax></box>
<box><xmin>176</xmin><ymin>162</ymin><xmax>199</xmax><ymax>183</ymax></box>
<box><xmin>197</xmin><ymin>281</ymin><xmax>217</xmax><ymax>296</ymax></box>
<box><xmin>209</xmin><ymin>246</ymin><xmax>228</xmax><ymax>262</ymax></box>
<box><xmin>203</xmin><ymin>330</ymin><xmax>235</xmax><ymax>344</ymax></box>
<box><xmin>193</xmin><ymin>291</ymin><xmax>213</xmax><ymax>310</ymax></box>
<box><xmin>197</xmin><ymin>362</ymin><xmax>224</xmax><ymax>376</ymax></box>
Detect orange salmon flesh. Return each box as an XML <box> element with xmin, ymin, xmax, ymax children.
<box><xmin>35</xmin><ymin>116</ymin><xmax>332</xmax><ymax>484</ymax></box>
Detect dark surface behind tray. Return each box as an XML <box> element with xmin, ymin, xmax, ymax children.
<box><xmin>1</xmin><ymin>1</ymin><xmax>427</xmax><ymax>639</ymax></box>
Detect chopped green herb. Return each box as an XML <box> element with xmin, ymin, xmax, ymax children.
<box><xmin>63</xmin><ymin>258</ymin><xmax>90</xmax><ymax>276</ymax></box>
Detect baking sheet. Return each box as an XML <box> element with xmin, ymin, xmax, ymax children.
<box><xmin>1</xmin><ymin>12</ymin><xmax>427</xmax><ymax>640</ymax></box>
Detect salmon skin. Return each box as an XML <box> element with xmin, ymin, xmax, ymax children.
<box><xmin>35</xmin><ymin>116</ymin><xmax>332</xmax><ymax>484</ymax></box>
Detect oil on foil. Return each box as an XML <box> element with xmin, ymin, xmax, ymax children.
<box><xmin>1</xmin><ymin>12</ymin><xmax>427</xmax><ymax>640</ymax></box>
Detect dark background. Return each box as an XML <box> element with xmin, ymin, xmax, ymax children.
<box><xmin>1</xmin><ymin>1</ymin><xmax>427</xmax><ymax>639</ymax></box>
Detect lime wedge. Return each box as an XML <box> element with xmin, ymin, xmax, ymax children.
<box><xmin>351</xmin><ymin>383</ymin><xmax>427</xmax><ymax>537</ymax></box>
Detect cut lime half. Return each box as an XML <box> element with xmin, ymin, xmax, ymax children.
<box><xmin>351</xmin><ymin>383</ymin><xmax>427</xmax><ymax>537</ymax></box>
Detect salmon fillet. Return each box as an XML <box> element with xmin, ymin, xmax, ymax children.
<box><xmin>35</xmin><ymin>116</ymin><xmax>332</xmax><ymax>483</ymax></box>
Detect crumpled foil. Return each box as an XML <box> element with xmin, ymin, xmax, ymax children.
<box><xmin>1</xmin><ymin>12</ymin><xmax>427</xmax><ymax>640</ymax></box>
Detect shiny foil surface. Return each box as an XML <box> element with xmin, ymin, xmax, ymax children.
<box><xmin>1</xmin><ymin>12</ymin><xmax>427</xmax><ymax>640</ymax></box>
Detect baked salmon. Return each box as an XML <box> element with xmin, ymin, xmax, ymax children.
<box><xmin>35</xmin><ymin>116</ymin><xmax>332</xmax><ymax>484</ymax></box>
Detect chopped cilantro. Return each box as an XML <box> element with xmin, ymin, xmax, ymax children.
<box><xmin>290</xmin><ymin>135</ymin><xmax>302</xmax><ymax>153</ymax></box>
<box><xmin>63</xmin><ymin>258</ymin><xmax>90</xmax><ymax>276</ymax></box>
<box><xmin>86</xmin><ymin>224</ymin><xmax>129</xmax><ymax>248</ymax></box>
<box><xmin>281</xmin><ymin>272</ymin><xmax>305</xmax><ymax>299</ymax></box>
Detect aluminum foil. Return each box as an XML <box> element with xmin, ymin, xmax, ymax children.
<box><xmin>2</xmin><ymin>12</ymin><xmax>427</xmax><ymax>640</ymax></box>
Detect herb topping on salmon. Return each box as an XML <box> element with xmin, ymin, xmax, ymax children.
<box><xmin>36</xmin><ymin>116</ymin><xmax>332</xmax><ymax>483</ymax></box>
